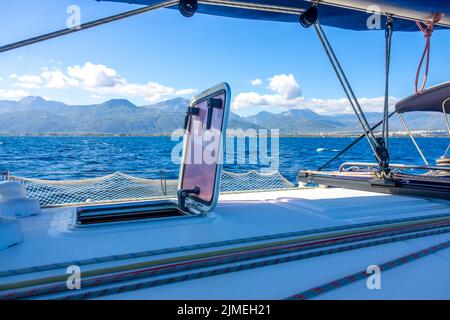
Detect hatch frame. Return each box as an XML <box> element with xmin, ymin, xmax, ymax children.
<box><xmin>177</xmin><ymin>82</ymin><xmax>231</xmax><ymax>214</ymax></box>
<box><xmin>73</xmin><ymin>83</ymin><xmax>231</xmax><ymax>226</ymax></box>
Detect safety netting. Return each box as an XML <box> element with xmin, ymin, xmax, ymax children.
<box><xmin>7</xmin><ymin>171</ymin><xmax>296</xmax><ymax>208</ymax></box>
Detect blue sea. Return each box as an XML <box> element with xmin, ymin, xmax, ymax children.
<box><xmin>0</xmin><ymin>136</ymin><xmax>448</xmax><ymax>183</ymax></box>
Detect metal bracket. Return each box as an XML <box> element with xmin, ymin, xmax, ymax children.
<box><xmin>375</xmin><ymin>137</ymin><xmax>390</xmax><ymax>173</ymax></box>
<box><xmin>177</xmin><ymin>186</ymin><xmax>200</xmax><ymax>212</ymax></box>
<box><xmin>206</xmin><ymin>98</ymin><xmax>223</xmax><ymax>130</ymax></box>
<box><xmin>183</xmin><ymin>106</ymin><xmax>200</xmax><ymax>130</ymax></box>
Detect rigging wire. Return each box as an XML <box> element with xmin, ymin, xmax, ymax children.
<box><xmin>316</xmin><ymin>110</ymin><xmax>396</xmax><ymax>172</ymax></box>
<box><xmin>382</xmin><ymin>17</ymin><xmax>393</xmax><ymax>147</ymax></box>
<box><xmin>376</xmin><ymin>15</ymin><xmax>394</xmax><ymax>173</ymax></box>
<box><xmin>313</xmin><ymin>21</ymin><xmax>382</xmax><ymax>164</ymax></box>
<box><xmin>0</xmin><ymin>0</ymin><xmax>179</xmax><ymax>53</ymax></box>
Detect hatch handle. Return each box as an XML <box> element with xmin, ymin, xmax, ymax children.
<box><xmin>206</xmin><ymin>98</ymin><xmax>223</xmax><ymax>130</ymax></box>
<box><xmin>177</xmin><ymin>186</ymin><xmax>200</xmax><ymax>211</ymax></box>
<box><xmin>183</xmin><ymin>106</ymin><xmax>200</xmax><ymax>130</ymax></box>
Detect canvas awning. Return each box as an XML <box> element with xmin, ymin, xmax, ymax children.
<box><xmin>395</xmin><ymin>82</ymin><xmax>450</xmax><ymax>113</ymax></box>
<box><xmin>101</xmin><ymin>0</ymin><xmax>450</xmax><ymax>31</ymax></box>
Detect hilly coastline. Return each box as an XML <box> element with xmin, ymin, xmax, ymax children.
<box><xmin>0</xmin><ymin>96</ymin><xmax>445</xmax><ymax>136</ymax></box>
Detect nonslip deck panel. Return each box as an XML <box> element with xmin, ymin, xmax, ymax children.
<box><xmin>1</xmin><ymin>188</ymin><xmax>449</xmax><ymax>299</ymax></box>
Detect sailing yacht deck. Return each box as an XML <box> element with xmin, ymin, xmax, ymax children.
<box><xmin>0</xmin><ymin>187</ymin><xmax>449</xmax><ymax>299</ymax></box>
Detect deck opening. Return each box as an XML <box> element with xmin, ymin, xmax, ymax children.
<box><xmin>76</xmin><ymin>201</ymin><xmax>185</xmax><ymax>225</ymax></box>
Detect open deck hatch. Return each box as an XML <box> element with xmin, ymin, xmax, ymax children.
<box><xmin>75</xmin><ymin>83</ymin><xmax>231</xmax><ymax>225</ymax></box>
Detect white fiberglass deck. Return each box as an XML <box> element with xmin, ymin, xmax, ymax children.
<box><xmin>0</xmin><ymin>187</ymin><xmax>449</xmax><ymax>299</ymax></box>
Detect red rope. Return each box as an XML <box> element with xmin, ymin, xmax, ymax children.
<box><xmin>414</xmin><ymin>13</ymin><xmax>442</xmax><ymax>95</ymax></box>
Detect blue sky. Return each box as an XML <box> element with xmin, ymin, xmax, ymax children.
<box><xmin>1</xmin><ymin>0</ymin><xmax>449</xmax><ymax>116</ymax></box>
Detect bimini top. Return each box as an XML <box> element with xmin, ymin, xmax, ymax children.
<box><xmin>395</xmin><ymin>82</ymin><xmax>450</xmax><ymax>114</ymax></box>
<box><xmin>101</xmin><ymin>0</ymin><xmax>450</xmax><ymax>31</ymax></box>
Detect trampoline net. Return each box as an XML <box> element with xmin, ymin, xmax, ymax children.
<box><xmin>6</xmin><ymin>171</ymin><xmax>295</xmax><ymax>208</ymax></box>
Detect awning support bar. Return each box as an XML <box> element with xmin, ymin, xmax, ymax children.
<box><xmin>443</xmin><ymin>98</ymin><xmax>450</xmax><ymax>158</ymax></box>
<box><xmin>443</xmin><ymin>98</ymin><xmax>450</xmax><ymax>135</ymax></box>
<box><xmin>397</xmin><ymin>113</ymin><xmax>429</xmax><ymax>165</ymax></box>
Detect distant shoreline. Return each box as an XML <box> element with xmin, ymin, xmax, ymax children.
<box><xmin>0</xmin><ymin>132</ymin><xmax>448</xmax><ymax>138</ymax></box>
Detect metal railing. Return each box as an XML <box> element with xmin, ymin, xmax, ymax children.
<box><xmin>339</xmin><ymin>162</ymin><xmax>450</xmax><ymax>173</ymax></box>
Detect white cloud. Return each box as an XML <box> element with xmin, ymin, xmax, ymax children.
<box><xmin>233</xmin><ymin>74</ymin><xmax>303</xmax><ymax>111</ymax></box>
<box><xmin>233</xmin><ymin>93</ymin><xmax>397</xmax><ymax>114</ymax></box>
<box><xmin>18</xmin><ymin>75</ymin><xmax>42</xmax><ymax>84</ymax></box>
<box><xmin>9</xmin><ymin>73</ymin><xmax>18</xmax><ymax>79</ymax></box>
<box><xmin>233</xmin><ymin>91</ymin><xmax>304</xmax><ymax>110</ymax></box>
<box><xmin>65</xmin><ymin>63</ymin><xmax>196</xmax><ymax>102</ymax></box>
<box><xmin>301</xmin><ymin>96</ymin><xmax>398</xmax><ymax>114</ymax></box>
<box><xmin>268</xmin><ymin>74</ymin><xmax>301</xmax><ymax>99</ymax></box>
<box><xmin>15</xmin><ymin>62</ymin><xmax>196</xmax><ymax>103</ymax></box>
<box><xmin>0</xmin><ymin>89</ymin><xmax>30</xmax><ymax>100</ymax></box>
<box><xmin>15</xmin><ymin>82</ymin><xmax>41</xmax><ymax>89</ymax></box>
<box><xmin>92</xmin><ymin>81</ymin><xmax>196</xmax><ymax>103</ymax></box>
<box><xmin>250</xmin><ymin>78</ymin><xmax>263</xmax><ymax>86</ymax></box>
<box><xmin>14</xmin><ymin>74</ymin><xmax>43</xmax><ymax>89</ymax></box>
<box><xmin>233</xmin><ymin>74</ymin><xmax>397</xmax><ymax>114</ymax></box>
<box><xmin>67</xmin><ymin>62</ymin><xmax>120</xmax><ymax>88</ymax></box>
<box><xmin>41</xmin><ymin>68</ymin><xmax>79</xmax><ymax>89</ymax></box>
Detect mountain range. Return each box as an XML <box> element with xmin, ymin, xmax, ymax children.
<box><xmin>0</xmin><ymin>96</ymin><xmax>445</xmax><ymax>135</ymax></box>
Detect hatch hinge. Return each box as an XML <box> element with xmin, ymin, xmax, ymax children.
<box><xmin>177</xmin><ymin>186</ymin><xmax>200</xmax><ymax>212</ymax></box>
